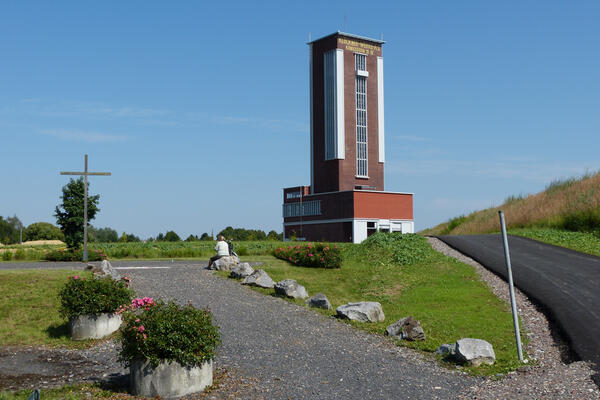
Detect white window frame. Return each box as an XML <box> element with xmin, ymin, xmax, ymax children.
<box><xmin>355</xmin><ymin>52</ymin><xmax>368</xmax><ymax>178</ymax></box>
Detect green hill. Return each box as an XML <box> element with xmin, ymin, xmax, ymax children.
<box><xmin>423</xmin><ymin>171</ymin><xmax>600</xmax><ymax>256</ymax></box>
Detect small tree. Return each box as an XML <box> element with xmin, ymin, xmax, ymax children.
<box><xmin>54</xmin><ymin>178</ymin><xmax>100</xmax><ymax>250</ymax></box>
<box><xmin>200</xmin><ymin>232</ymin><xmax>212</xmax><ymax>241</ymax></box>
<box><xmin>164</xmin><ymin>231</ymin><xmax>181</xmax><ymax>242</ymax></box>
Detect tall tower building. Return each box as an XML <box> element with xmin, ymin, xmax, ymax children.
<box><xmin>283</xmin><ymin>32</ymin><xmax>414</xmax><ymax>243</ymax></box>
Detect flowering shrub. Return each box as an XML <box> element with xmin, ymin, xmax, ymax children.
<box><xmin>273</xmin><ymin>242</ymin><xmax>342</xmax><ymax>268</ymax></box>
<box><xmin>119</xmin><ymin>299</ymin><xmax>220</xmax><ymax>368</ymax></box>
<box><xmin>58</xmin><ymin>275</ymin><xmax>134</xmax><ymax>318</ymax></box>
<box><xmin>45</xmin><ymin>248</ymin><xmax>106</xmax><ymax>262</ymax></box>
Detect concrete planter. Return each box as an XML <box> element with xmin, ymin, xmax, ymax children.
<box><xmin>69</xmin><ymin>313</ymin><xmax>122</xmax><ymax>340</ymax></box>
<box><xmin>130</xmin><ymin>359</ymin><xmax>213</xmax><ymax>398</ymax></box>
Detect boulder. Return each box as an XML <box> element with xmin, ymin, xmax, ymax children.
<box><xmin>455</xmin><ymin>338</ymin><xmax>496</xmax><ymax>366</ymax></box>
<box><xmin>305</xmin><ymin>293</ymin><xmax>332</xmax><ymax>310</ymax></box>
<box><xmin>435</xmin><ymin>343</ymin><xmax>456</xmax><ymax>356</ymax></box>
<box><xmin>274</xmin><ymin>279</ymin><xmax>309</xmax><ymax>299</ymax></box>
<box><xmin>385</xmin><ymin>316</ymin><xmax>425</xmax><ymax>341</ymax></box>
<box><xmin>336</xmin><ymin>302</ymin><xmax>385</xmax><ymax>323</ymax></box>
<box><xmin>91</xmin><ymin>260</ymin><xmax>121</xmax><ymax>280</ymax></box>
<box><xmin>242</xmin><ymin>269</ymin><xmax>275</xmax><ymax>288</ymax></box>
<box><xmin>229</xmin><ymin>262</ymin><xmax>254</xmax><ymax>279</ymax></box>
<box><xmin>210</xmin><ymin>255</ymin><xmax>239</xmax><ymax>271</ymax></box>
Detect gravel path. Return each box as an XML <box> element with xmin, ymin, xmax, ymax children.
<box><xmin>428</xmin><ymin>237</ymin><xmax>600</xmax><ymax>399</ymax></box>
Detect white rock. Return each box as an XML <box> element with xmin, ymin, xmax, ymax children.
<box><xmin>274</xmin><ymin>279</ymin><xmax>309</xmax><ymax>299</ymax></box>
<box><xmin>229</xmin><ymin>262</ymin><xmax>254</xmax><ymax>278</ymax></box>
<box><xmin>455</xmin><ymin>338</ymin><xmax>496</xmax><ymax>366</ymax></box>
<box><xmin>336</xmin><ymin>302</ymin><xmax>385</xmax><ymax>323</ymax></box>
<box><xmin>242</xmin><ymin>269</ymin><xmax>275</xmax><ymax>288</ymax></box>
<box><xmin>210</xmin><ymin>256</ymin><xmax>239</xmax><ymax>271</ymax></box>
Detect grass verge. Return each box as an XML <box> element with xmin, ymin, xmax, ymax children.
<box><xmin>0</xmin><ymin>269</ymin><xmax>96</xmax><ymax>348</ymax></box>
<box><xmin>509</xmin><ymin>228</ymin><xmax>600</xmax><ymax>257</ymax></box>
<box><xmin>228</xmin><ymin>236</ymin><xmax>528</xmax><ymax>376</ymax></box>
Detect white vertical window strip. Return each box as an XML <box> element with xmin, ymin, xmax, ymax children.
<box><xmin>377</xmin><ymin>56</ymin><xmax>385</xmax><ymax>163</ymax></box>
<box><xmin>323</xmin><ymin>50</ymin><xmax>336</xmax><ymax>160</ymax></box>
<box><xmin>356</xmin><ymin>71</ymin><xmax>368</xmax><ymax>177</ymax></box>
<box><xmin>335</xmin><ymin>49</ymin><xmax>345</xmax><ymax>159</ymax></box>
<box><xmin>309</xmin><ymin>44</ymin><xmax>314</xmax><ymax>190</ymax></box>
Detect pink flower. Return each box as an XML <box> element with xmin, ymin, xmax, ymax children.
<box><xmin>143</xmin><ymin>334</ymin><xmax>147</xmax><ymax>339</ymax></box>
<box><xmin>308</xmin><ymin>253</ymin><xmax>313</xmax><ymax>257</ymax></box>
<box><xmin>135</xmin><ymin>318</ymin><xmax>140</xmax><ymax>322</ymax></box>
<box><xmin>73</xmin><ymin>275</ymin><xmax>79</xmax><ymax>280</ymax></box>
<box><xmin>321</xmin><ymin>257</ymin><xmax>325</xmax><ymax>262</ymax></box>
<box><xmin>138</xmin><ymin>325</ymin><xmax>145</xmax><ymax>332</ymax></box>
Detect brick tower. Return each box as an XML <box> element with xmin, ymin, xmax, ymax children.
<box><xmin>283</xmin><ymin>32</ymin><xmax>414</xmax><ymax>243</ymax></box>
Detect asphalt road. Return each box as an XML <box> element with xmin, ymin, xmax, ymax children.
<box><xmin>437</xmin><ymin>234</ymin><xmax>600</xmax><ymax>372</ymax></box>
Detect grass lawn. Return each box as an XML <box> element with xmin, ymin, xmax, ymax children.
<box><xmin>230</xmin><ymin>236</ymin><xmax>528</xmax><ymax>375</ymax></box>
<box><xmin>509</xmin><ymin>228</ymin><xmax>600</xmax><ymax>257</ymax></box>
<box><xmin>0</xmin><ymin>269</ymin><xmax>97</xmax><ymax>349</ymax></box>
<box><xmin>0</xmin><ymin>384</ymin><xmax>133</xmax><ymax>400</ymax></box>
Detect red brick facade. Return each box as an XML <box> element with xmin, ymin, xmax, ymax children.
<box><xmin>282</xmin><ymin>32</ymin><xmax>414</xmax><ymax>243</ymax></box>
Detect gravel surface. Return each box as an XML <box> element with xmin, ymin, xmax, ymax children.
<box><xmin>428</xmin><ymin>237</ymin><xmax>600</xmax><ymax>399</ymax></box>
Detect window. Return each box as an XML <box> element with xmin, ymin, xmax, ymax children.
<box><xmin>355</xmin><ymin>53</ymin><xmax>366</xmax><ymax>71</ymax></box>
<box><xmin>283</xmin><ymin>200</ymin><xmax>321</xmax><ymax>217</ymax></box>
<box><xmin>286</xmin><ymin>191</ymin><xmax>302</xmax><ymax>199</ymax></box>
<box><xmin>356</xmin><ymin>68</ymin><xmax>368</xmax><ymax>177</ymax></box>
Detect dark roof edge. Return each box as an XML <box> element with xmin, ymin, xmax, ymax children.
<box><xmin>307</xmin><ymin>31</ymin><xmax>385</xmax><ymax>45</ymax></box>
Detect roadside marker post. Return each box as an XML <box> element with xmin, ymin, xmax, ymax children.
<box><xmin>499</xmin><ymin>210</ymin><xmax>524</xmax><ymax>361</ymax></box>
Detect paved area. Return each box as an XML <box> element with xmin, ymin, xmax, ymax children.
<box><xmin>437</xmin><ymin>234</ymin><xmax>600</xmax><ymax>376</ymax></box>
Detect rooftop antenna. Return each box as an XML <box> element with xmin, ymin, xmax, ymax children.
<box><xmin>308</xmin><ymin>32</ymin><xmax>311</xmax><ymax>42</ymax></box>
<box><xmin>380</xmin><ymin>32</ymin><xmax>384</xmax><ymax>41</ymax></box>
<box><xmin>344</xmin><ymin>10</ymin><xmax>347</xmax><ymax>32</ymax></box>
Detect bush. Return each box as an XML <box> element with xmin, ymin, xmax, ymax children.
<box><xmin>360</xmin><ymin>232</ymin><xmax>431</xmax><ymax>266</ymax></box>
<box><xmin>45</xmin><ymin>248</ymin><xmax>106</xmax><ymax>262</ymax></box>
<box><xmin>119</xmin><ymin>300</ymin><xmax>220</xmax><ymax>368</ymax></box>
<box><xmin>59</xmin><ymin>275</ymin><xmax>133</xmax><ymax>318</ymax></box>
<box><xmin>2</xmin><ymin>251</ymin><xmax>12</xmax><ymax>261</ymax></box>
<box><xmin>273</xmin><ymin>242</ymin><xmax>342</xmax><ymax>268</ymax></box>
<box><xmin>13</xmin><ymin>249</ymin><xmax>25</xmax><ymax>260</ymax></box>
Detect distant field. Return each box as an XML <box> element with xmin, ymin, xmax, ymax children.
<box><xmin>0</xmin><ymin>240</ymin><xmax>289</xmax><ymax>262</ymax></box>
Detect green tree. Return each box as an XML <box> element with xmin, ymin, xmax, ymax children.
<box><xmin>185</xmin><ymin>234</ymin><xmax>199</xmax><ymax>242</ymax></box>
<box><xmin>23</xmin><ymin>222</ymin><xmax>64</xmax><ymax>242</ymax></box>
<box><xmin>90</xmin><ymin>226</ymin><xmax>119</xmax><ymax>242</ymax></box>
<box><xmin>120</xmin><ymin>232</ymin><xmax>128</xmax><ymax>242</ymax></box>
<box><xmin>164</xmin><ymin>231</ymin><xmax>181</xmax><ymax>242</ymax></box>
<box><xmin>200</xmin><ymin>232</ymin><xmax>212</xmax><ymax>241</ymax></box>
<box><xmin>267</xmin><ymin>230</ymin><xmax>283</xmax><ymax>241</ymax></box>
<box><xmin>0</xmin><ymin>215</ymin><xmax>23</xmax><ymax>244</ymax></box>
<box><xmin>54</xmin><ymin>177</ymin><xmax>100</xmax><ymax>250</ymax></box>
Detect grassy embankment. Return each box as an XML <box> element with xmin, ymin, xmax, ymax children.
<box><xmin>422</xmin><ymin>171</ymin><xmax>600</xmax><ymax>256</ymax></box>
<box><xmin>223</xmin><ymin>234</ymin><xmax>529</xmax><ymax>376</ymax></box>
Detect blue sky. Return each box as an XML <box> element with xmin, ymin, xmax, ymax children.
<box><xmin>1</xmin><ymin>1</ymin><xmax>599</xmax><ymax>239</ymax></box>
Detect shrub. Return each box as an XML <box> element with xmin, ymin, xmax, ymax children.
<box><xmin>360</xmin><ymin>232</ymin><xmax>431</xmax><ymax>266</ymax></box>
<box><xmin>59</xmin><ymin>275</ymin><xmax>134</xmax><ymax>318</ymax></box>
<box><xmin>14</xmin><ymin>249</ymin><xmax>25</xmax><ymax>260</ymax></box>
<box><xmin>45</xmin><ymin>248</ymin><xmax>106</xmax><ymax>262</ymax></box>
<box><xmin>273</xmin><ymin>242</ymin><xmax>342</xmax><ymax>268</ymax></box>
<box><xmin>119</xmin><ymin>299</ymin><xmax>220</xmax><ymax>368</ymax></box>
<box><xmin>2</xmin><ymin>251</ymin><xmax>12</xmax><ymax>261</ymax></box>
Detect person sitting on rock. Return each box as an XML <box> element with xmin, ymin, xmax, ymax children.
<box><xmin>208</xmin><ymin>235</ymin><xmax>229</xmax><ymax>268</ymax></box>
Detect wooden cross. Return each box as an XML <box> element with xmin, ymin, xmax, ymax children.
<box><xmin>60</xmin><ymin>154</ymin><xmax>111</xmax><ymax>263</ymax></box>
